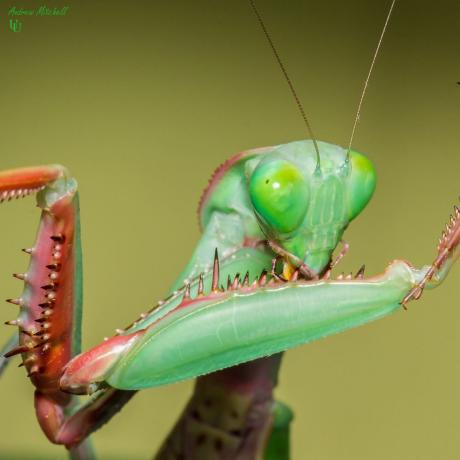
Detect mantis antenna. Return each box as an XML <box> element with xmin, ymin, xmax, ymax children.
<box><xmin>248</xmin><ymin>0</ymin><xmax>322</xmax><ymax>171</ymax></box>
<box><xmin>346</xmin><ymin>0</ymin><xmax>397</xmax><ymax>162</ymax></box>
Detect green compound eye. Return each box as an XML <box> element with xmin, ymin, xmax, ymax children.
<box><xmin>249</xmin><ymin>159</ymin><xmax>309</xmax><ymax>234</ymax></box>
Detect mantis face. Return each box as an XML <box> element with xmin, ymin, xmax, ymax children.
<box><xmin>247</xmin><ymin>140</ymin><xmax>376</xmax><ymax>274</ymax></box>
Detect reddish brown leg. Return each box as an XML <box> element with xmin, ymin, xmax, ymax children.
<box><xmin>0</xmin><ymin>166</ymin><xmax>136</xmax><ymax>454</ymax></box>
<box><xmin>401</xmin><ymin>205</ymin><xmax>460</xmax><ymax>308</ymax></box>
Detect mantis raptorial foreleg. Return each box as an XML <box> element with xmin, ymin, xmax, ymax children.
<box><xmin>0</xmin><ymin>166</ymin><xmax>137</xmax><ymax>451</ymax></box>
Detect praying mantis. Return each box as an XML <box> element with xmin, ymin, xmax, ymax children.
<box><xmin>0</xmin><ymin>0</ymin><xmax>460</xmax><ymax>460</ymax></box>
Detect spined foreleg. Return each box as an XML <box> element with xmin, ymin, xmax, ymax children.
<box><xmin>0</xmin><ymin>166</ymin><xmax>136</xmax><ymax>452</ymax></box>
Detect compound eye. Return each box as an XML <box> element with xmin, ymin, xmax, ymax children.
<box><xmin>249</xmin><ymin>159</ymin><xmax>309</xmax><ymax>234</ymax></box>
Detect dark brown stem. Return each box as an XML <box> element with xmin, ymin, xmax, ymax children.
<box><xmin>155</xmin><ymin>354</ymin><xmax>284</xmax><ymax>460</ymax></box>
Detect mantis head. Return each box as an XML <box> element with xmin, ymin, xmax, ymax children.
<box><xmin>246</xmin><ymin>140</ymin><xmax>376</xmax><ymax>275</ymax></box>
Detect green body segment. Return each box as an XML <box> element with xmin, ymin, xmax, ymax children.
<box><xmin>106</xmin><ymin>260</ymin><xmax>419</xmax><ymax>390</ymax></box>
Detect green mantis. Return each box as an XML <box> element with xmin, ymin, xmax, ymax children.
<box><xmin>0</xmin><ymin>1</ymin><xmax>459</xmax><ymax>459</ymax></box>
<box><xmin>0</xmin><ymin>144</ymin><xmax>458</xmax><ymax>458</ymax></box>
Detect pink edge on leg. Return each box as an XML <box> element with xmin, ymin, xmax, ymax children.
<box><xmin>60</xmin><ymin>331</ymin><xmax>144</xmax><ymax>395</ymax></box>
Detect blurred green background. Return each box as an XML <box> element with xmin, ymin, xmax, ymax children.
<box><xmin>0</xmin><ymin>0</ymin><xmax>459</xmax><ymax>458</ymax></box>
